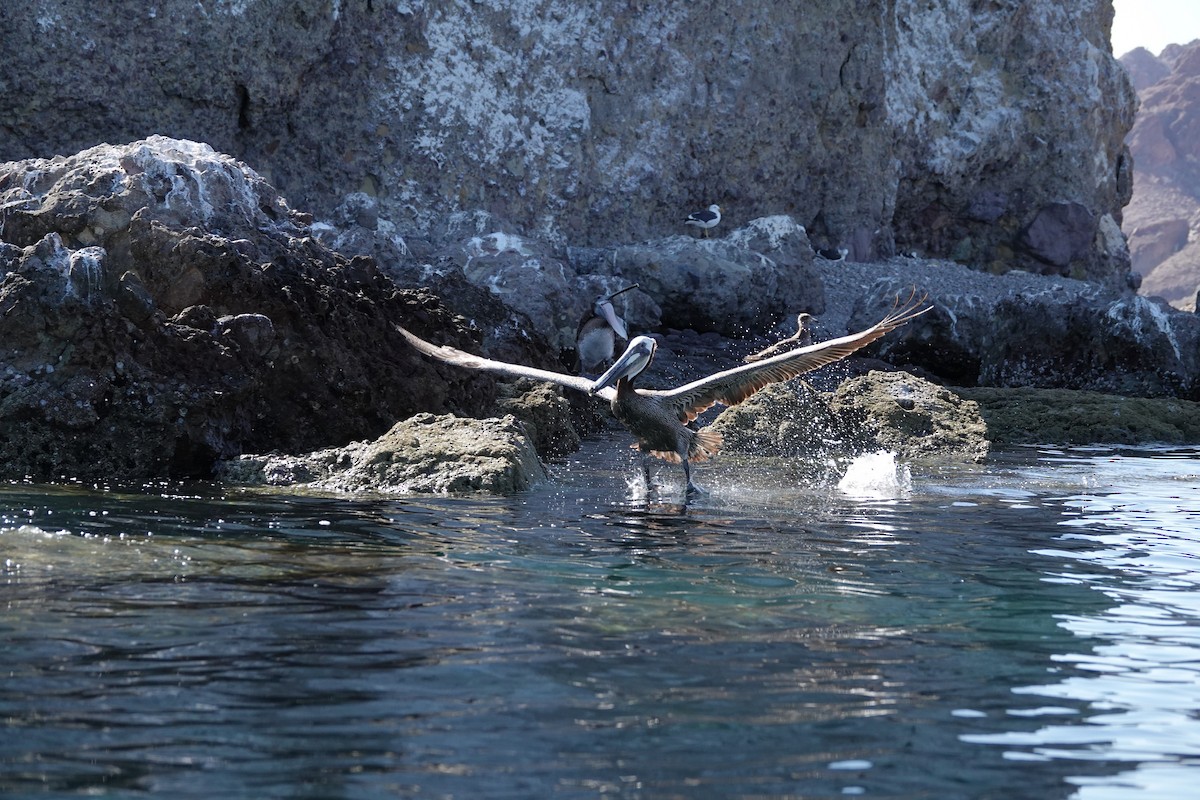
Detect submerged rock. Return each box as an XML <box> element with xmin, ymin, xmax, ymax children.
<box><xmin>221</xmin><ymin>413</ymin><xmax>545</xmax><ymax>495</ymax></box>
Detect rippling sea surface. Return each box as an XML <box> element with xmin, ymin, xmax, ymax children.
<box><xmin>3</xmin><ymin>443</ymin><xmax>1199</xmax><ymax>799</ymax></box>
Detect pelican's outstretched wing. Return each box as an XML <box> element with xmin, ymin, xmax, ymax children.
<box><xmin>397</xmin><ymin>326</ymin><xmax>616</xmax><ymax>401</ymax></box>
<box><xmin>651</xmin><ymin>294</ymin><xmax>930</xmax><ymax>423</ymax></box>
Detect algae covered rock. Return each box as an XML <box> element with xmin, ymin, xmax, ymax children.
<box><xmin>711</xmin><ymin>370</ymin><xmax>990</xmax><ymax>462</ymax></box>
<box><xmin>221</xmin><ymin>413</ymin><xmax>546</xmax><ymax>495</ymax></box>
<box><xmin>829</xmin><ymin>372</ymin><xmax>990</xmax><ymax>462</ymax></box>
<box><xmin>493</xmin><ymin>380</ymin><xmax>582</xmax><ymax>459</ymax></box>
<box><xmin>709</xmin><ymin>382</ymin><xmax>846</xmax><ymax>458</ymax></box>
<box><xmin>959</xmin><ymin>387</ymin><xmax>1200</xmax><ymax>445</ymax></box>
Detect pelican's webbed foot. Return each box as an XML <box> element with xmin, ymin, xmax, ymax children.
<box><xmin>682</xmin><ymin>460</ymin><xmax>706</xmax><ymax>498</ymax></box>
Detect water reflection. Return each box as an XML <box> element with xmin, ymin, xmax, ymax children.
<box><xmin>1</xmin><ymin>446</ymin><xmax>1198</xmax><ymax>797</ymax></box>
<box><xmin>960</xmin><ymin>448</ymin><xmax>1200</xmax><ymax>798</ymax></box>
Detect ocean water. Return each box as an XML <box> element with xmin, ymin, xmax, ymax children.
<box><xmin>2</xmin><ymin>443</ymin><xmax>1198</xmax><ymax>798</ymax></box>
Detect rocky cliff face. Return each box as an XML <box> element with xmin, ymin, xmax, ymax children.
<box><xmin>1</xmin><ymin>0</ymin><xmax>1134</xmax><ymax>286</ymax></box>
<box><xmin>1121</xmin><ymin>41</ymin><xmax>1200</xmax><ymax>310</ymax></box>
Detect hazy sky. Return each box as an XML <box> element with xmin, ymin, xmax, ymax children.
<box><xmin>1112</xmin><ymin>0</ymin><xmax>1200</xmax><ymax>56</ymax></box>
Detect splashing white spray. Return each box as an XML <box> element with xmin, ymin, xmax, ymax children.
<box><xmin>837</xmin><ymin>451</ymin><xmax>912</xmax><ymax>500</ymax></box>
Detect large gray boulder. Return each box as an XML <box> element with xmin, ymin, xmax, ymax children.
<box><xmin>851</xmin><ymin>272</ymin><xmax>1200</xmax><ymax>400</ymax></box>
<box><xmin>601</xmin><ymin>216</ymin><xmax>822</xmax><ymax>336</ymax></box>
<box><xmin>389</xmin><ymin>214</ymin><xmax>819</xmax><ymax>348</ymax></box>
<box><xmin>1</xmin><ymin>1</ymin><xmax>1135</xmax><ymax>286</ymax></box>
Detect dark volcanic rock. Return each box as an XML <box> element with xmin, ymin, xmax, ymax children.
<box><xmin>844</xmin><ymin>270</ymin><xmax>1200</xmax><ymax>400</ymax></box>
<box><xmin>0</xmin><ymin>137</ymin><xmax>530</xmax><ymax>480</ymax></box>
<box><xmin>1019</xmin><ymin>202</ymin><xmax>1098</xmax><ymax>273</ymax></box>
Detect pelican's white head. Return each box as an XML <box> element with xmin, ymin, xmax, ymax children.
<box><xmin>589</xmin><ymin>335</ymin><xmax>657</xmax><ymax>393</ymax></box>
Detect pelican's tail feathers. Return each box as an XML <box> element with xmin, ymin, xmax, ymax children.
<box><xmin>689</xmin><ymin>429</ymin><xmax>723</xmax><ymax>463</ymax></box>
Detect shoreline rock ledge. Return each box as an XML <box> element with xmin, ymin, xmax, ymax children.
<box><xmin>5</xmin><ymin>137</ymin><xmax>1200</xmax><ymax>495</ymax></box>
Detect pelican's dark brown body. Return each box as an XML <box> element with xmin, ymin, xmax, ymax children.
<box><xmin>610</xmin><ymin>379</ymin><xmax>721</xmax><ymax>466</ymax></box>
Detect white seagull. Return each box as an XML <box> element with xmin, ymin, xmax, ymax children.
<box><xmin>685</xmin><ymin>204</ymin><xmax>722</xmax><ymax>238</ymax></box>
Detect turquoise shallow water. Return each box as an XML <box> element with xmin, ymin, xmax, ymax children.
<box><xmin>2</xmin><ymin>443</ymin><xmax>1199</xmax><ymax>798</ymax></box>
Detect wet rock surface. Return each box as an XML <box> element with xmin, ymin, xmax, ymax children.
<box><xmin>711</xmin><ymin>371</ymin><xmax>990</xmax><ymax>464</ymax></box>
<box><xmin>493</xmin><ymin>380</ymin><xmax>583</xmax><ymax>459</ymax></box>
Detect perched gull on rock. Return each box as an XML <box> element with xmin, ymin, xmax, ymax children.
<box><xmin>685</xmin><ymin>204</ymin><xmax>722</xmax><ymax>238</ymax></box>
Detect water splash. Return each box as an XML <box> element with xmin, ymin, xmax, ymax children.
<box><xmin>837</xmin><ymin>451</ymin><xmax>912</xmax><ymax>500</ymax></box>
<box><xmin>624</xmin><ymin>469</ymin><xmax>651</xmax><ymax>502</ymax></box>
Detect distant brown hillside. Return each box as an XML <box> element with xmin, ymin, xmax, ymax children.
<box><xmin>1121</xmin><ymin>41</ymin><xmax>1200</xmax><ymax>311</ymax></box>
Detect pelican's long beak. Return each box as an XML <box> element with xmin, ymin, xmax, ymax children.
<box><xmin>589</xmin><ymin>335</ymin><xmax>656</xmax><ymax>394</ymax></box>
<box><xmin>598</xmin><ymin>300</ymin><xmax>628</xmax><ymax>340</ymax></box>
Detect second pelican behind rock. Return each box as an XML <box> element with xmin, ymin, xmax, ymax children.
<box><xmin>575</xmin><ymin>284</ymin><xmax>639</xmax><ymax>374</ymax></box>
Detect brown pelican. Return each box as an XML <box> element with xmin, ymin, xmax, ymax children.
<box><xmin>397</xmin><ymin>295</ymin><xmax>928</xmax><ymax>495</ymax></box>
<box><xmin>575</xmin><ymin>284</ymin><xmax>639</xmax><ymax>374</ymax></box>
<box><xmin>743</xmin><ymin>313</ymin><xmax>814</xmax><ymax>363</ymax></box>
<box><xmin>685</xmin><ymin>204</ymin><xmax>722</xmax><ymax>238</ymax></box>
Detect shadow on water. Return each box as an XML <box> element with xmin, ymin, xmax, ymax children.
<box><xmin>1</xmin><ymin>444</ymin><xmax>1198</xmax><ymax>797</ymax></box>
